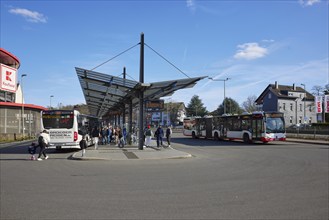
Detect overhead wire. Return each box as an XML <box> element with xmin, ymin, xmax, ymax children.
<box><xmin>90</xmin><ymin>41</ymin><xmax>191</xmax><ymax>79</ymax></box>
<box><xmin>144</xmin><ymin>43</ymin><xmax>191</xmax><ymax>79</ymax></box>
<box><xmin>90</xmin><ymin>43</ymin><xmax>140</xmax><ymax>71</ymax></box>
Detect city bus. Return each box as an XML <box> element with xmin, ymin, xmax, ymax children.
<box><xmin>183</xmin><ymin>112</ymin><xmax>286</xmax><ymax>143</ymax></box>
<box><xmin>41</xmin><ymin>110</ymin><xmax>99</xmax><ymax>150</ymax></box>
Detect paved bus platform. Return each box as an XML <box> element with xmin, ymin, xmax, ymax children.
<box><xmin>71</xmin><ymin>140</ymin><xmax>193</xmax><ymax>161</ymax></box>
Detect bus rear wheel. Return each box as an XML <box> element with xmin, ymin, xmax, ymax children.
<box><xmin>243</xmin><ymin>134</ymin><xmax>250</xmax><ymax>144</ymax></box>
<box><xmin>214</xmin><ymin>132</ymin><xmax>219</xmax><ymax>141</ymax></box>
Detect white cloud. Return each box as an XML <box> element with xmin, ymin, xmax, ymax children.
<box><xmin>299</xmin><ymin>0</ymin><xmax>321</xmax><ymax>7</ymax></box>
<box><xmin>186</xmin><ymin>0</ymin><xmax>197</xmax><ymax>13</ymax></box>
<box><xmin>234</xmin><ymin>42</ymin><xmax>268</xmax><ymax>60</ymax></box>
<box><xmin>9</xmin><ymin>8</ymin><xmax>47</xmax><ymax>23</ymax></box>
<box><xmin>172</xmin><ymin>57</ymin><xmax>328</xmax><ymax>112</ymax></box>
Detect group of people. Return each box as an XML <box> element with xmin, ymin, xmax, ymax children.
<box><xmin>30</xmin><ymin>124</ymin><xmax>173</xmax><ymax>160</ymax></box>
<box><xmin>91</xmin><ymin>125</ymin><xmax>126</xmax><ymax>149</ymax></box>
<box><xmin>144</xmin><ymin>125</ymin><xmax>172</xmax><ymax>148</ymax></box>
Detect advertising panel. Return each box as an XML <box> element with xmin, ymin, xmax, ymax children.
<box><xmin>315</xmin><ymin>96</ymin><xmax>323</xmax><ymax>113</ymax></box>
<box><xmin>0</xmin><ymin>64</ymin><xmax>17</xmax><ymax>93</ymax></box>
<box><xmin>325</xmin><ymin>95</ymin><xmax>329</xmax><ymax>113</ymax></box>
<box><xmin>146</xmin><ymin>100</ymin><xmax>164</xmax><ymax>112</ymax></box>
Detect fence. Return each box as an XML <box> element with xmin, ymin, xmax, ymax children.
<box><xmin>286</xmin><ymin>125</ymin><xmax>329</xmax><ymax>141</ymax></box>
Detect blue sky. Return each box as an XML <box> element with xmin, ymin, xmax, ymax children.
<box><xmin>1</xmin><ymin>0</ymin><xmax>328</xmax><ymax>112</ymax></box>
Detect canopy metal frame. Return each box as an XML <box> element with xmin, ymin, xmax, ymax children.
<box><xmin>76</xmin><ymin>67</ymin><xmax>206</xmax><ymax>118</ymax></box>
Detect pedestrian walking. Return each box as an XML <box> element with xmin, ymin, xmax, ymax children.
<box><xmin>107</xmin><ymin>126</ymin><xmax>112</xmax><ymax>144</ymax></box>
<box><xmin>144</xmin><ymin>125</ymin><xmax>153</xmax><ymax>147</ymax></box>
<box><xmin>166</xmin><ymin>125</ymin><xmax>172</xmax><ymax>147</ymax></box>
<box><xmin>79</xmin><ymin>135</ymin><xmax>87</xmax><ymax>157</ymax></box>
<box><xmin>123</xmin><ymin>126</ymin><xmax>127</xmax><ymax>145</ymax></box>
<box><xmin>92</xmin><ymin>126</ymin><xmax>100</xmax><ymax>150</ymax></box>
<box><xmin>101</xmin><ymin>127</ymin><xmax>107</xmax><ymax>145</ymax></box>
<box><xmin>155</xmin><ymin>125</ymin><xmax>164</xmax><ymax>147</ymax></box>
<box><xmin>37</xmin><ymin>130</ymin><xmax>50</xmax><ymax>161</ymax></box>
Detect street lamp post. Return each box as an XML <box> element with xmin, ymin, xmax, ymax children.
<box><xmin>50</xmin><ymin>95</ymin><xmax>54</xmax><ymax>109</ymax></box>
<box><xmin>208</xmin><ymin>77</ymin><xmax>231</xmax><ymax>114</ymax></box>
<box><xmin>301</xmin><ymin>83</ymin><xmax>306</xmax><ymax>124</ymax></box>
<box><xmin>21</xmin><ymin>74</ymin><xmax>27</xmax><ymax>138</ymax></box>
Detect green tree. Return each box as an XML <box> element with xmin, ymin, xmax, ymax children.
<box><xmin>215</xmin><ymin>97</ymin><xmax>243</xmax><ymax>115</ymax></box>
<box><xmin>51</xmin><ymin>103</ymin><xmax>90</xmax><ymax>115</ymax></box>
<box><xmin>186</xmin><ymin>95</ymin><xmax>208</xmax><ymax>117</ymax></box>
<box><xmin>242</xmin><ymin>95</ymin><xmax>257</xmax><ymax>112</ymax></box>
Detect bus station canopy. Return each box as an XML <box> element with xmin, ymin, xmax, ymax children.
<box><xmin>75</xmin><ymin>67</ymin><xmax>206</xmax><ymax>117</ymax></box>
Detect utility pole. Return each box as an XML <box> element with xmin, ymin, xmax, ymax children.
<box><xmin>208</xmin><ymin>77</ymin><xmax>231</xmax><ymax>114</ymax></box>
<box><xmin>301</xmin><ymin>83</ymin><xmax>306</xmax><ymax>123</ymax></box>
<box><xmin>21</xmin><ymin>74</ymin><xmax>27</xmax><ymax>138</ymax></box>
<box><xmin>138</xmin><ymin>33</ymin><xmax>145</xmax><ymax>150</ymax></box>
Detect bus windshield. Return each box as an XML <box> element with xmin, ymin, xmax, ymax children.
<box><xmin>266</xmin><ymin>117</ymin><xmax>285</xmax><ymax>133</ymax></box>
<box><xmin>42</xmin><ymin>111</ymin><xmax>74</xmax><ymax>129</ymax></box>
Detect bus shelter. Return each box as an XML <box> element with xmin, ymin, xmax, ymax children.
<box><xmin>76</xmin><ymin>67</ymin><xmax>206</xmax><ymax>148</ymax></box>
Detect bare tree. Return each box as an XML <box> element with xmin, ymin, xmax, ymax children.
<box><xmin>312</xmin><ymin>85</ymin><xmax>323</xmax><ymax>96</ymax></box>
<box><xmin>242</xmin><ymin>95</ymin><xmax>257</xmax><ymax>113</ymax></box>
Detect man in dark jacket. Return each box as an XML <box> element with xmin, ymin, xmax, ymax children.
<box><xmin>92</xmin><ymin>126</ymin><xmax>100</xmax><ymax>150</ymax></box>
<box><xmin>155</xmin><ymin>125</ymin><xmax>164</xmax><ymax>147</ymax></box>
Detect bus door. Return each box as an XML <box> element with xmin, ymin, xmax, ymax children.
<box><xmin>252</xmin><ymin>118</ymin><xmax>262</xmax><ymax>140</ymax></box>
<box><xmin>205</xmin><ymin>118</ymin><xmax>212</xmax><ymax>138</ymax></box>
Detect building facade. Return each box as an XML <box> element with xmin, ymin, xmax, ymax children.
<box><xmin>0</xmin><ymin>48</ymin><xmax>46</xmax><ymax>141</ymax></box>
<box><xmin>256</xmin><ymin>81</ymin><xmax>316</xmax><ymax>127</ymax></box>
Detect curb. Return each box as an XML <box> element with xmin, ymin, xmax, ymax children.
<box><xmin>70</xmin><ymin>148</ymin><xmax>193</xmax><ymax>161</ymax></box>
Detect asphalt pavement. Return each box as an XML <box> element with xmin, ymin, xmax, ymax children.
<box><xmin>71</xmin><ymin>137</ymin><xmax>328</xmax><ymax>161</ymax></box>
<box><xmin>1</xmin><ymin>136</ymin><xmax>327</xmax><ymax>161</ymax></box>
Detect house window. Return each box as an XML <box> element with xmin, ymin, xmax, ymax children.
<box><xmin>289</xmin><ymin>116</ymin><xmax>293</xmax><ymax>124</ymax></box>
<box><xmin>309</xmin><ymin>117</ymin><xmax>312</xmax><ymax>123</ymax></box>
<box><xmin>290</xmin><ymin>103</ymin><xmax>293</xmax><ymax>111</ymax></box>
<box><xmin>283</xmin><ymin>103</ymin><xmax>286</xmax><ymax>111</ymax></box>
<box><xmin>299</xmin><ymin>116</ymin><xmax>302</xmax><ymax>124</ymax></box>
<box><xmin>300</xmin><ymin>104</ymin><xmax>302</xmax><ymax>111</ymax></box>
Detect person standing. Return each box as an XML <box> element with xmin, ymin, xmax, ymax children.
<box><xmin>144</xmin><ymin>125</ymin><xmax>153</xmax><ymax>147</ymax></box>
<box><xmin>155</xmin><ymin>125</ymin><xmax>164</xmax><ymax>147</ymax></box>
<box><xmin>92</xmin><ymin>126</ymin><xmax>100</xmax><ymax>150</ymax></box>
<box><xmin>101</xmin><ymin>127</ymin><xmax>107</xmax><ymax>145</ymax></box>
<box><xmin>37</xmin><ymin>130</ymin><xmax>50</xmax><ymax>161</ymax></box>
<box><xmin>116</xmin><ymin>126</ymin><xmax>124</xmax><ymax>148</ymax></box>
<box><xmin>123</xmin><ymin>126</ymin><xmax>127</xmax><ymax>145</ymax></box>
<box><xmin>166</xmin><ymin>125</ymin><xmax>172</xmax><ymax>148</ymax></box>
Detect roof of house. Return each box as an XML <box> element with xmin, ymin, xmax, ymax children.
<box><xmin>256</xmin><ymin>83</ymin><xmax>314</xmax><ymax>104</ymax></box>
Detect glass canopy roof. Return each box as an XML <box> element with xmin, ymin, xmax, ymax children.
<box><xmin>76</xmin><ymin>67</ymin><xmax>206</xmax><ymax>117</ymax></box>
